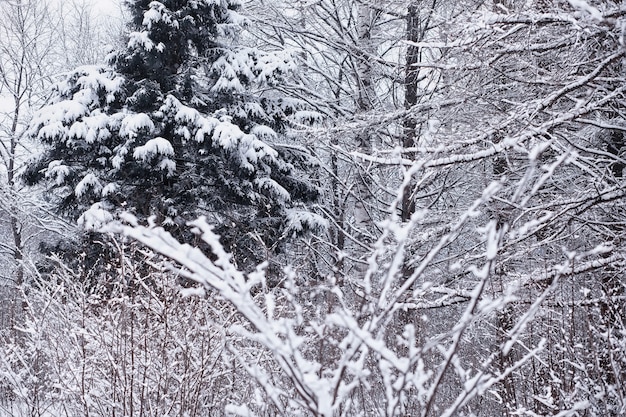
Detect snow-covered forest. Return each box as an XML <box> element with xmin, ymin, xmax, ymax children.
<box><xmin>0</xmin><ymin>0</ymin><xmax>625</xmax><ymax>415</ymax></box>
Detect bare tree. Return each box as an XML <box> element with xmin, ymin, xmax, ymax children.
<box><xmin>0</xmin><ymin>0</ymin><xmax>106</xmax><ymax>333</ymax></box>
<box><xmin>0</xmin><ymin>0</ymin><xmax>62</xmax><ymax>337</ymax></box>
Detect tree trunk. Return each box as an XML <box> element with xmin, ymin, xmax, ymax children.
<box><xmin>402</xmin><ymin>1</ymin><xmax>421</xmax><ymax>222</ymax></box>
<box><xmin>353</xmin><ymin>3</ymin><xmax>377</xmax><ymax>246</ymax></box>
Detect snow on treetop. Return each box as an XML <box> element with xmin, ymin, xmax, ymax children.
<box><xmin>128</xmin><ymin>30</ymin><xmax>165</xmax><ymax>53</ymax></box>
<box><xmin>36</xmin><ymin>122</ymin><xmax>68</xmax><ymax>142</ymax></box>
<box><xmin>211</xmin><ymin>121</ymin><xmax>279</xmax><ymax>172</ymax></box>
<box><xmin>39</xmin><ymin>101</ymin><xmax>87</xmax><ymax>126</ymax></box>
<box><xmin>143</xmin><ymin>2</ymin><xmax>174</xmax><ymax>30</ymax></box>
<box><xmin>212</xmin><ymin>121</ymin><xmax>244</xmax><ymax>148</ymax></box>
<box><xmin>75</xmin><ymin>173</ymin><xmax>103</xmax><ymax>199</ymax></box>
<box><xmin>161</xmin><ymin>95</ymin><xmax>220</xmax><ymax>143</ymax></box>
<box><xmin>254</xmin><ymin>177</ymin><xmax>290</xmax><ymax>203</ymax></box>
<box><xmin>194</xmin><ymin>118</ymin><xmax>219</xmax><ymax>143</ymax></box>
<box><xmin>29</xmin><ymin>66</ymin><xmax>123</xmax><ymax>143</ymax></box>
<box><xmin>209</xmin><ymin>48</ymin><xmax>296</xmax><ymax>93</ymax></box>
<box><xmin>291</xmin><ymin>110</ymin><xmax>323</xmax><ymax>125</ymax></box>
<box><xmin>254</xmin><ymin>50</ymin><xmax>297</xmax><ymax>85</ymax></box>
<box><xmin>161</xmin><ymin>96</ymin><xmax>280</xmax><ymax>174</ymax></box>
<box><xmin>236</xmin><ymin>102</ymin><xmax>266</xmax><ymax>121</ymax></box>
<box><xmin>68</xmin><ymin>113</ymin><xmax>111</xmax><ymax>144</ymax></box>
<box><xmin>78</xmin><ymin>202</ymin><xmax>113</xmax><ymax>231</ymax></box>
<box><xmin>119</xmin><ymin>113</ymin><xmax>155</xmax><ymax>139</ymax></box>
<box><xmin>102</xmin><ymin>183</ymin><xmax>119</xmax><ymax>196</ymax></box>
<box><xmin>211</xmin><ymin>55</ymin><xmax>245</xmax><ymax>93</ymax></box>
<box><xmin>74</xmin><ymin>67</ymin><xmax>123</xmax><ymax>96</ymax></box>
<box><xmin>68</xmin><ymin>121</ymin><xmax>89</xmax><ymax>142</ymax></box>
<box><xmin>158</xmin><ymin>158</ymin><xmax>176</xmax><ymax>175</ymax></box>
<box><xmin>283</xmin><ymin>210</ymin><xmax>329</xmax><ymax>237</ymax></box>
<box><xmin>133</xmin><ymin>137</ymin><xmax>175</xmax><ymax>162</ymax></box>
<box><xmin>169</xmin><ymin>97</ymin><xmax>201</xmax><ymax>124</ymax></box>
<box><xmin>45</xmin><ymin>161</ymin><xmax>71</xmax><ymax>186</ymax></box>
<box><xmin>250</xmin><ymin>125</ymin><xmax>277</xmax><ymax>141</ymax></box>
<box><xmin>111</xmin><ymin>140</ymin><xmax>131</xmax><ymax>170</ymax></box>
<box><xmin>55</xmin><ymin>66</ymin><xmax>124</xmax><ymax>104</ymax></box>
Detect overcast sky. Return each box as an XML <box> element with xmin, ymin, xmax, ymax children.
<box><xmin>88</xmin><ymin>0</ymin><xmax>123</xmax><ymax>19</ymax></box>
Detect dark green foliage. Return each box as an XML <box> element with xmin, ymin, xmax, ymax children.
<box><xmin>27</xmin><ymin>0</ymin><xmax>321</xmax><ymax>265</ymax></box>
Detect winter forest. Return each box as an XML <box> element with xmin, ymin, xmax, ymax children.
<box><xmin>0</xmin><ymin>0</ymin><xmax>625</xmax><ymax>415</ymax></box>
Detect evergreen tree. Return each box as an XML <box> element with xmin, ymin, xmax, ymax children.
<box><xmin>26</xmin><ymin>0</ymin><xmax>320</xmax><ymax>266</ymax></box>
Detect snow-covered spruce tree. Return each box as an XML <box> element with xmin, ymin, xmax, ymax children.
<box><xmin>26</xmin><ymin>0</ymin><xmax>319</xmax><ymax>269</ymax></box>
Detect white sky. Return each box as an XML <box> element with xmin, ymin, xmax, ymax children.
<box><xmin>88</xmin><ymin>0</ymin><xmax>123</xmax><ymax>18</ymax></box>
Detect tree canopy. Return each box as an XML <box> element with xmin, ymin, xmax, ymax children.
<box><xmin>26</xmin><ymin>0</ymin><xmax>320</xmax><ymax>262</ymax></box>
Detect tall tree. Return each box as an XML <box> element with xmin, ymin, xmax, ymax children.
<box><xmin>0</xmin><ymin>0</ymin><xmax>60</xmax><ymax>285</ymax></box>
<box><xmin>0</xmin><ymin>0</ymin><xmax>78</xmax><ymax>334</ymax></box>
<box><xmin>27</xmin><ymin>0</ymin><xmax>320</xmax><ymax>267</ymax></box>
